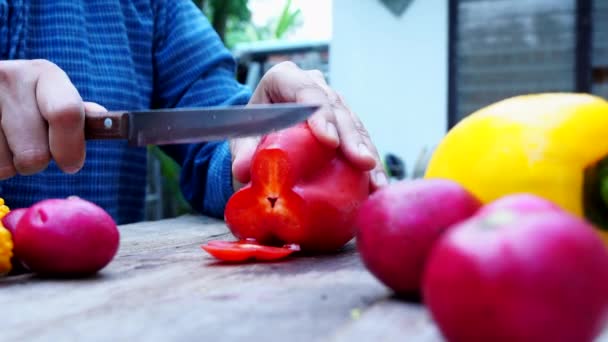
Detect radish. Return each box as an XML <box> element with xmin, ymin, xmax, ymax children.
<box><xmin>354</xmin><ymin>178</ymin><xmax>482</xmax><ymax>295</ymax></box>
<box><xmin>14</xmin><ymin>197</ymin><xmax>119</xmax><ymax>277</ymax></box>
<box><xmin>2</xmin><ymin>208</ymin><xmax>27</xmax><ymax>237</ymax></box>
<box><xmin>423</xmin><ymin>194</ymin><xmax>608</xmax><ymax>342</ymax></box>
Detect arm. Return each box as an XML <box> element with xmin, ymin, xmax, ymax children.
<box><xmin>151</xmin><ymin>0</ymin><xmax>251</xmax><ymax>218</ymax></box>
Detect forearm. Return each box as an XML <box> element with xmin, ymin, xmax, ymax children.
<box><xmin>152</xmin><ymin>0</ymin><xmax>251</xmax><ymax>217</ymax></box>
<box><xmin>160</xmin><ymin>88</ymin><xmax>250</xmax><ymax>218</ymax></box>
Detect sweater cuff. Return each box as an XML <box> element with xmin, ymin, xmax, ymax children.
<box><xmin>202</xmin><ymin>141</ymin><xmax>234</xmax><ymax>218</ymax></box>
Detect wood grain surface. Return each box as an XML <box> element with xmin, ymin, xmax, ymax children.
<box><xmin>1</xmin><ymin>215</ymin><xmax>607</xmax><ymax>342</ymax></box>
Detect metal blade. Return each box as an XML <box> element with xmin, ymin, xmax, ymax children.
<box><xmin>126</xmin><ymin>103</ymin><xmax>319</xmax><ymax>146</ymax></box>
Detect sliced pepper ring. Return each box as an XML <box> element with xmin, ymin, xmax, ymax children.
<box><xmin>201</xmin><ymin>240</ymin><xmax>300</xmax><ymax>262</ymax></box>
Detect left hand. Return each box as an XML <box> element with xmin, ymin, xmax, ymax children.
<box><xmin>230</xmin><ymin>61</ymin><xmax>387</xmax><ymax>192</ymax></box>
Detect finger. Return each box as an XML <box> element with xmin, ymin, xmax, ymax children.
<box><xmin>306</xmin><ymin>69</ymin><xmax>327</xmax><ymax>84</ymax></box>
<box><xmin>83</xmin><ymin>101</ymin><xmax>107</xmax><ymax>113</ymax></box>
<box><xmin>253</xmin><ymin>62</ymin><xmax>339</xmax><ymax>147</ymax></box>
<box><xmin>0</xmin><ymin>127</ymin><xmax>16</xmax><ymax>180</ymax></box>
<box><xmin>301</xmin><ymin>89</ymin><xmax>340</xmax><ymax>149</ymax></box>
<box><xmin>333</xmin><ymin>104</ymin><xmax>376</xmax><ymax>171</ymax></box>
<box><xmin>368</xmin><ymin>157</ymin><xmax>389</xmax><ymax>191</ymax></box>
<box><xmin>303</xmin><ymin>70</ymin><xmax>341</xmax><ymax>148</ymax></box>
<box><xmin>345</xmin><ymin>108</ymin><xmax>387</xmax><ymax>191</ymax></box>
<box><xmin>306</xmin><ymin>70</ymin><xmax>379</xmax><ymax>163</ymax></box>
<box><xmin>308</xmin><ymin>75</ymin><xmax>378</xmax><ymax>172</ymax></box>
<box><xmin>36</xmin><ymin>61</ymin><xmax>85</xmax><ymax>174</ymax></box>
<box><xmin>310</xmin><ymin>76</ymin><xmax>380</xmax><ymax>175</ymax></box>
<box><xmin>370</xmin><ymin>168</ymin><xmax>389</xmax><ymax>192</ymax></box>
<box><xmin>0</xmin><ymin>61</ymin><xmax>50</xmax><ymax>175</ymax></box>
<box><xmin>231</xmin><ymin>136</ymin><xmax>260</xmax><ymax>185</ymax></box>
<box><xmin>338</xmin><ymin>110</ymin><xmax>388</xmax><ymax>191</ymax></box>
<box><xmin>249</xmin><ymin>61</ymin><xmax>303</xmax><ymax>103</ymax></box>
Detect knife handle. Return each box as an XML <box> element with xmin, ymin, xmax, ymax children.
<box><xmin>85</xmin><ymin>111</ymin><xmax>129</xmax><ymax>140</ymax></box>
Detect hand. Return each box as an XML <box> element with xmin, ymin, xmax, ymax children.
<box><xmin>0</xmin><ymin>59</ymin><xmax>103</xmax><ymax>179</ymax></box>
<box><xmin>230</xmin><ymin>61</ymin><xmax>387</xmax><ymax>192</ymax></box>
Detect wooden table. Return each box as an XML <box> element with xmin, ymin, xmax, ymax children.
<box><xmin>2</xmin><ymin>215</ymin><xmax>607</xmax><ymax>342</ymax></box>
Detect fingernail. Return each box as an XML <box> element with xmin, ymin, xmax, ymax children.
<box><xmin>358</xmin><ymin>143</ymin><xmax>373</xmax><ymax>158</ymax></box>
<box><xmin>64</xmin><ymin>165</ymin><xmax>82</xmax><ymax>174</ymax></box>
<box><xmin>83</xmin><ymin>101</ymin><xmax>108</xmax><ymax>113</ymax></box>
<box><xmin>326</xmin><ymin>122</ymin><xmax>339</xmax><ymax>142</ymax></box>
<box><xmin>373</xmin><ymin>171</ymin><xmax>389</xmax><ymax>187</ymax></box>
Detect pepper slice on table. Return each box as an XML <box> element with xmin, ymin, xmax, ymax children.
<box><xmin>424</xmin><ymin>93</ymin><xmax>608</xmax><ymax>243</ymax></box>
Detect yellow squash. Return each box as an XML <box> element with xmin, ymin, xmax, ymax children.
<box><xmin>424</xmin><ymin>93</ymin><xmax>608</xmax><ymax>242</ymax></box>
<box><xmin>0</xmin><ymin>198</ymin><xmax>12</xmax><ymax>274</ymax></box>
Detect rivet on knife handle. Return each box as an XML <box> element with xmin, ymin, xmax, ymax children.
<box><xmin>85</xmin><ymin>111</ymin><xmax>130</xmax><ymax>140</ymax></box>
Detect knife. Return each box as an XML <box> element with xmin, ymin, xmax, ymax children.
<box><xmin>84</xmin><ymin>103</ymin><xmax>319</xmax><ymax>146</ymax></box>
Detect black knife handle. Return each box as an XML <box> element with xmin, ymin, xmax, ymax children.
<box><xmin>85</xmin><ymin>111</ymin><xmax>129</xmax><ymax>140</ymax></box>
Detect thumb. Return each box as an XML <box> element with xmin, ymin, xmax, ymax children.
<box><xmin>231</xmin><ymin>136</ymin><xmax>260</xmax><ymax>185</ymax></box>
<box><xmin>83</xmin><ymin>101</ymin><xmax>107</xmax><ymax>113</ymax></box>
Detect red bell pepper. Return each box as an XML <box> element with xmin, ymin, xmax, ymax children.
<box><xmin>215</xmin><ymin>122</ymin><xmax>370</xmax><ymax>257</ymax></box>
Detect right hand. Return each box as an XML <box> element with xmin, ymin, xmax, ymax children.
<box><xmin>0</xmin><ymin>59</ymin><xmax>104</xmax><ymax>179</ymax></box>
<box><xmin>230</xmin><ymin>62</ymin><xmax>386</xmax><ymax>193</ymax></box>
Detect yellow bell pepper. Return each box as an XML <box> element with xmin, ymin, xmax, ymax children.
<box><xmin>0</xmin><ymin>198</ymin><xmax>12</xmax><ymax>275</ymax></box>
<box><xmin>424</xmin><ymin>93</ymin><xmax>608</xmax><ymax>243</ymax></box>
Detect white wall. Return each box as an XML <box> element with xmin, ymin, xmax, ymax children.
<box><xmin>330</xmin><ymin>0</ymin><xmax>448</xmax><ymax>176</ymax></box>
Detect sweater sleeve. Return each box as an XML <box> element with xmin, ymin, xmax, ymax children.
<box><xmin>151</xmin><ymin>0</ymin><xmax>251</xmax><ymax>218</ymax></box>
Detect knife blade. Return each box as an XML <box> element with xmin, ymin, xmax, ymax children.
<box><xmin>84</xmin><ymin>103</ymin><xmax>319</xmax><ymax>146</ymax></box>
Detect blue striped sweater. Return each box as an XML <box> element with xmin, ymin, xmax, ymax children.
<box><xmin>0</xmin><ymin>0</ymin><xmax>252</xmax><ymax>224</ymax></box>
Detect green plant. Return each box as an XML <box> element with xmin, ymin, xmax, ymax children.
<box><xmin>148</xmin><ymin>146</ymin><xmax>193</xmax><ymax>216</ymax></box>
<box><xmin>192</xmin><ymin>0</ymin><xmax>252</xmax><ymax>46</ymax></box>
<box><xmin>274</xmin><ymin>0</ymin><xmax>302</xmax><ymax>39</ymax></box>
<box><xmin>193</xmin><ymin>0</ymin><xmax>303</xmax><ymax>48</ymax></box>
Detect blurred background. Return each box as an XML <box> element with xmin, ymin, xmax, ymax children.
<box><xmin>145</xmin><ymin>0</ymin><xmax>608</xmax><ymax>220</ymax></box>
